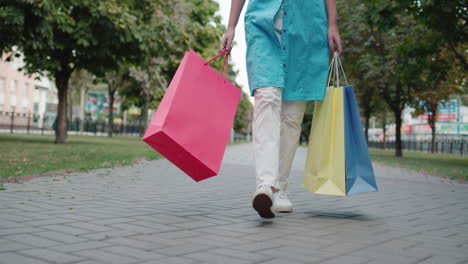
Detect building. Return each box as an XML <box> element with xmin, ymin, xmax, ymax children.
<box><xmin>0</xmin><ymin>53</ymin><xmax>57</xmax><ymax>129</ymax></box>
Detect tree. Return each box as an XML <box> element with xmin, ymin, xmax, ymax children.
<box><xmin>69</xmin><ymin>69</ymin><xmax>96</xmax><ymax>132</ymax></box>
<box><xmin>233</xmin><ymin>91</ymin><xmax>253</xmax><ymax>134</ymax></box>
<box><xmin>335</xmin><ymin>0</ymin><xmax>460</xmax><ymax>156</ymax></box>
<box><xmin>379</xmin><ymin>106</ymin><xmax>392</xmax><ymax>147</ymax></box>
<box><xmin>396</xmin><ymin>0</ymin><xmax>467</xmax><ymax>69</ymax></box>
<box><xmin>0</xmin><ymin>0</ymin><xmax>172</xmax><ymax>143</ymax></box>
<box><xmin>101</xmin><ymin>65</ymin><xmax>131</xmax><ymax>137</ymax></box>
<box><xmin>360</xmin><ymin>1</ymin><xmax>447</xmax><ymax>157</ymax></box>
<box><xmin>412</xmin><ymin>48</ymin><xmax>463</xmax><ymax>152</ymax></box>
<box><xmin>338</xmin><ymin>0</ymin><xmax>375</xmax><ymax>143</ymax></box>
<box><xmin>117</xmin><ymin>0</ymin><xmax>228</xmax><ymax>133</ymax></box>
<box><xmin>338</xmin><ymin>0</ymin><xmax>411</xmax><ymax>150</ymax></box>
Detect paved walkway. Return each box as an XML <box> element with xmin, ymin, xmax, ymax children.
<box><xmin>1</xmin><ymin>143</ymin><xmax>467</xmax><ymax>264</ymax></box>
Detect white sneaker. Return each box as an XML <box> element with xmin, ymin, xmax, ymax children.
<box><xmin>252</xmin><ymin>185</ymin><xmax>275</xmax><ymax>218</ymax></box>
<box><xmin>273</xmin><ymin>190</ymin><xmax>293</xmax><ymax>213</ymax></box>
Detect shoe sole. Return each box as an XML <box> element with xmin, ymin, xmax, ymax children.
<box><xmin>252</xmin><ymin>193</ymin><xmax>275</xmax><ymax>218</ymax></box>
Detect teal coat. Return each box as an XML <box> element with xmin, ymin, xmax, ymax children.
<box><xmin>244</xmin><ymin>0</ymin><xmax>330</xmax><ymax>101</ymax></box>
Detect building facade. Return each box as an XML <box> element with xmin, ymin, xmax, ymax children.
<box><xmin>0</xmin><ymin>53</ymin><xmax>57</xmax><ymax>129</ymax></box>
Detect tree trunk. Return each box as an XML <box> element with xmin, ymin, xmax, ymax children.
<box><xmin>79</xmin><ymin>85</ymin><xmax>87</xmax><ymax>133</ymax></box>
<box><xmin>123</xmin><ymin>110</ymin><xmax>127</xmax><ymax>134</ymax></box>
<box><xmin>140</xmin><ymin>102</ymin><xmax>148</xmax><ymax>137</ymax></box>
<box><xmin>54</xmin><ymin>70</ymin><xmax>72</xmax><ymax>144</ymax></box>
<box><xmin>364</xmin><ymin>113</ymin><xmax>371</xmax><ymax>143</ymax></box>
<box><xmin>392</xmin><ymin>79</ymin><xmax>404</xmax><ymax>157</ymax></box>
<box><xmin>431</xmin><ymin>125</ymin><xmax>436</xmax><ymax>153</ymax></box>
<box><xmin>430</xmin><ymin>105</ymin><xmax>437</xmax><ymax>153</ymax></box>
<box><xmin>394</xmin><ymin>109</ymin><xmax>403</xmax><ymax>157</ymax></box>
<box><xmin>382</xmin><ymin>112</ymin><xmax>387</xmax><ymax>149</ymax></box>
<box><xmin>108</xmin><ymin>87</ymin><xmax>116</xmax><ymax>138</ymax></box>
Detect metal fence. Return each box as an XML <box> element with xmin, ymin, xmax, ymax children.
<box><xmin>368</xmin><ymin>139</ymin><xmax>467</xmax><ymax>156</ymax></box>
<box><xmin>0</xmin><ymin>111</ymin><xmax>143</xmax><ymax>136</ymax></box>
<box><xmin>0</xmin><ymin>111</ymin><xmax>253</xmax><ymax>142</ymax></box>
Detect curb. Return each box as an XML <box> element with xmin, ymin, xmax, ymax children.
<box><xmin>0</xmin><ymin>169</ymin><xmax>77</xmax><ymax>183</ymax></box>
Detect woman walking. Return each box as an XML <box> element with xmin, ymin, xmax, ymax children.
<box><xmin>220</xmin><ymin>0</ymin><xmax>342</xmax><ymax>218</ymax></box>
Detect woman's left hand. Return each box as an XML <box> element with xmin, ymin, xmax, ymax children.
<box><xmin>328</xmin><ymin>26</ymin><xmax>342</xmax><ymax>55</ymax></box>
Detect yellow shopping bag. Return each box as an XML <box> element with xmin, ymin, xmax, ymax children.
<box><xmin>304</xmin><ymin>52</ymin><xmax>347</xmax><ymax>196</ymax></box>
<box><xmin>304</xmin><ymin>85</ymin><xmax>346</xmax><ymax>196</ymax></box>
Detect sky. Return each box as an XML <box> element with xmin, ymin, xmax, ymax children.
<box><xmin>214</xmin><ymin>0</ymin><xmax>251</xmax><ymax>101</ymax></box>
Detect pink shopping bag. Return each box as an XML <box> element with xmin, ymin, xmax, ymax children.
<box><xmin>142</xmin><ymin>49</ymin><xmax>241</xmax><ymax>182</ymax></box>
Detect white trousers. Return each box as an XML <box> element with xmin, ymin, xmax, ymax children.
<box><xmin>253</xmin><ymin>1</ymin><xmax>306</xmax><ymax>190</ymax></box>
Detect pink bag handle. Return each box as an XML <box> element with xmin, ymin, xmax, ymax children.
<box><xmin>204</xmin><ymin>49</ymin><xmax>230</xmax><ymax>79</ymax></box>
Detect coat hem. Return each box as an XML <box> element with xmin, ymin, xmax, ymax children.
<box><xmin>250</xmin><ymin>83</ymin><xmax>284</xmax><ymax>97</ymax></box>
<box><xmin>250</xmin><ymin>84</ymin><xmax>325</xmax><ymax>101</ymax></box>
<box><xmin>282</xmin><ymin>95</ymin><xmax>325</xmax><ymax>101</ymax></box>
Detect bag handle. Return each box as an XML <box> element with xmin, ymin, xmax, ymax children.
<box><xmin>327</xmin><ymin>51</ymin><xmax>349</xmax><ymax>88</ymax></box>
<box><xmin>204</xmin><ymin>48</ymin><xmax>230</xmax><ymax>79</ymax></box>
<box><xmin>336</xmin><ymin>52</ymin><xmax>349</xmax><ymax>86</ymax></box>
<box><xmin>327</xmin><ymin>52</ymin><xmax>337</xmax><ymax>88</ymax></box>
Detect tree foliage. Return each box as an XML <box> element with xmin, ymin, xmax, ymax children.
<box><xmin>336</xmin><ymin>0</ymin><xmax>465</xmax><ymax>156</ymax></box>
<box><xmin>394</xmin><ymin>0</ymin><xmax>467</xmax><ymax>69</ymax></box>
<box><xmin>116</xmin><ymin>0</ymin><xmax>241</xmax><ymax>134</ymax></box>
<box><xmin>0</xmin><ymin>0</ymin><xmax>199</xmax><ymax>143</ymax></box>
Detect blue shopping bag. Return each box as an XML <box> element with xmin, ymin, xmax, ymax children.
<box><xmin>344</xmin><ymin>85</ymin><xmax>378</xmax><ymax>195</ymax></box>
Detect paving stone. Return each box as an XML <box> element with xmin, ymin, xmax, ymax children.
<box><xmin>128</xmin><ymin>234</ymin><xmax>186</xmax><ymax>247</ymax></box>
<box><xmin>259</xmin><ymin>259</ymin><xmax>304</xmax><ymax>264</ymax></box>
<box><xmin>0</xmin><ymin>252</ymin><xmax>49</xmax><ymax>264</ymax></box>
<box><xmin>139</xmin><ymin>256</ymin><xmax>197</xmax><ymax>264</ymax></box>
<box><xmin>101</xmin><ymin>237</ymin><xmax>166</xmax><ymax>251</ymax></box>
<box><xmin>34</xmin><ymin>230</ymin><xmax>88</xmax><ymax>244</ymax></box>
<box><xmin>210</xmin><ymin>247</ymin><xmax>272</xmax><ymax>262</ymax></box>
<box><xmin>73</xmin><ymin>261</ymin><xmax>106</xmax><ymax>264</ymax></box>
<box><xmin>0</xmin><ymin>227</ymin><xmax>45</xmax><ymax>236</ymax></box>
<box><xmin>4</xmin><ymin>233</ymin><xmax>61</xmax><ymax>247</ymax></box>
<box><xmin>18</xmin><ymin>248</ymin><xmax>84</xmax><ymax>263</ymax></box>
<box><xmin>155</xmin><ymin>243</ymin><xmax>215</xmax><ymax>257</ymax></box>
<box><xmin>52</xmin><ymin>241</ymin><xmax>113</xmax><ymax>253</ymax></box>
<box><xmin>101</xmin><ymin>245</ymin><xmax>165</xmax><ymax>260</ymax></box>
<box><xmin>71</xmin><ymin>249</ymin><xmax>138</xmax><ymax>264</ymax></box>
<box><xmin>40</xmin><ymin>224</ymin><xmax>93</xmax><ymax>236</ymax></box>
<box><xmin>22</xmin><ymin>218</ymin><xmax>77</xmax><ymax>227</ymax></box>
<box><xmin>0</xmin><ymin>238</ymin><xmax>32</xmax><ymax>252</ymax></box>
<box><xmin>182</xmin><ymin>251</ymin><xmax>252</xmax><ymax>264</ymax></box>
<box><xmin>67</xmin><ymin>222</ymin><xmax>115</xmax><ymax>232</ymax></box>
<box><xmin>317</xmin><ymin>254</ymin><xmax>372</xmax><ymax>264</ymax></box>
<box><xmin>80</xmin><ymin>229</ymin><xmax>140</xmax><ymax>240</ymax></box>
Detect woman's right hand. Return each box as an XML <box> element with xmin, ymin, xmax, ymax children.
<box><xmin>220</xmin><ymin>27</ymin><xmax>235</xmax><ymax>52</ymax></box>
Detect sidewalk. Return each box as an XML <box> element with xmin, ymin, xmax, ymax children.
<box><xmin>1</xmin><ymin>143</ymin><xmax>467</xmax><ymax>264</ymax></box>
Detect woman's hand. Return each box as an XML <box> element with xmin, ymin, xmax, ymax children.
<box><xmin>328</xmin><ymin>26</ymin><xmax>342</xmax><ymax>55</ymax></box>
<box><xmin>220</xmin><ymin>27</ymin><xmax>235</xmax><ymax>52</ymax></box>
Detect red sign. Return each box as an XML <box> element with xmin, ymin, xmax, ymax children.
<box><xmin>402</xmin><ymin>124</ymin><xmax>413</xmax><ymax>134</ymax></box>
<box><xmin>420</xmin><ymin>113</ymin><xmax>456</xmax><ymax>121</ymax></box>
<box><xmin>415</xmin><ymin>124</ymin><xmax>432</xmax><ymax>133</ymax></box>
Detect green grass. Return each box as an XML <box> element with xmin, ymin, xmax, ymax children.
<box><xmin>1</xmin><ymin>134</ymin><xmax>465</xmax><ymax>183</ymax></box>
<box><xmin>369</xmin><ymin>148</ymin><xmax>468</xmax><ymax>181</ymax></box>
<box><xmin>0</xmin><ymin>134</ymin><xmax>162</xmax><ymax>179</ymax></box>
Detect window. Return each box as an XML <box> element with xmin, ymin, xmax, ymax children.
<box><xmin>10</xmin><ymin>80</ymin><xmax>17</xmax><ymax>106</ymax></box>
<box><xmin>22</xmin><ymin>82</ymin><xmax>27</xmax><ymax>97</ymax></box>
<box><xmin>34</xmin><ymin>87</ymin><xmax>40</xmax><ymax>102</ymax></box>
<box><xmin>22</xmin><ymin>83</ymin><xmax>29</xmax><ymax>107</ymax></box>
<box><xmin>0</xmin><ymin>78</ymin><xmax>4</xmax><ymax>104</ymax></box>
